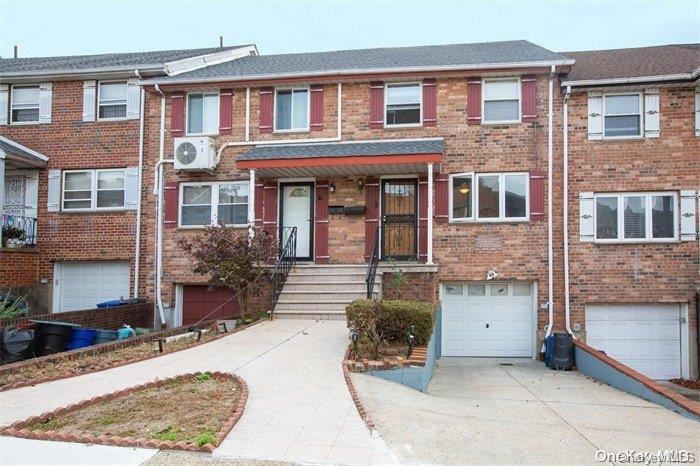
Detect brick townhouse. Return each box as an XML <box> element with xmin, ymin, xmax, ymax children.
<box><xmin>0</xmin><ymin>40</ymin><xmax>697</xmax><ymax>381</ymax></box>
<box><xmin>0</xmin><ymin>44</ymin><xmax>258</xmax><ymax>311</ymax></box>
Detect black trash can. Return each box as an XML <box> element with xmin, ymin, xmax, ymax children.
<box><xmin>551</xmin><ymin>332</ymin><xmax>574</xmax><ymax>371</ymax></box>
<box><xmin>31</xmin><ymin>321</ymin><xmax>81</xmax><ymax>356</ymax></box>
<box><xmin>0</xmin><ymin>328</ymin><xmax>36</xmax><ymax>364</ymax></box>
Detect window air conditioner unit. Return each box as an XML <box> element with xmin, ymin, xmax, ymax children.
<box><xmin>173</xmin><ymin>137</ymin><xmax>216</xmax><ymax>170</ymax></box>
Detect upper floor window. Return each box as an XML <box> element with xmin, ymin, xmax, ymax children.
<box><xmin>187</xmin><ymin>93</ymin><xmax>219</xmax><ymax>135</ymax></box>
<box><xmin>603</xmin><ymin>94</ymin><xmax>642</xmax><ymax>138</ymax></box>
<box><xmin>482</xmin><ymin>78</ymin><xmax>520</xmax><ymax>123</ymax></box>
<box><xmin>62</xmin><ymin>169</ymin><xmax>125</xmax><ymax>211</ymax></box>
<box><xmin>385</xmin><ymin>83</ymin><xmax>421</xmax><ymax>126</ymax></box>
<box><xmin>594</xmin><ymin>192</ymin><xmax>676</xmax><ymax>242</ymax></box>
<box><xmin>98</xmin><ymin>81</ymin><xmax>127</xmax><ymax>120</ymax></box>
<box><xmin>449</xmin><ymin>172</ymin><xmax>528</xmax><ymax>222</ymax></box>
<box><xmin>275</xmin><ymin>88</ymin><xmax>309</xmax><ymax>131</ymax></box>
<box><xmin>11</xmin><ymin>85</ymin><xmax>40</xmax><ymax>123</ymax></box>
<box><xmin>180</xmin><ymin>181</ymin><xmax>249</xmax><ymax>227</ymax></box>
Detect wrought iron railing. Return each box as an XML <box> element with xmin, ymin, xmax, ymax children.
<box><xmin>269</xmin><ymin>227</ymin><xmax>297</xmax><ymax>318</ymax></box>
<box><xmin>1</xmin><ymin>215</ymin><xmax>37</xmax><ymax>247</ymax></box>
<box><xmin>365</xmin><ymin>227</ymin><xmax>380</xmax><ymax>299</ymax></box>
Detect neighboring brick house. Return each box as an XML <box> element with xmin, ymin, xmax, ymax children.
<box><xmin>560</xmin><ymin>44</ymin><xmax>699</xmax><ymax>380</ymax></box>
<box><xmin>0</xmin><ymin>45</ymin><xmax>257</xmax><ymax>312</ymax></box>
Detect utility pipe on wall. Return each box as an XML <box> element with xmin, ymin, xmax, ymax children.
<box><xmin>153</xmin><ymin>84</ymin><xmax>170</xmax><ymax>326</ymax></box>
<box><xmin>132</xmin><ymin>69</ymin><xmax>145</xmax><ymax>298</ymax></box>
<box><xmin>563</xmin><ymin>85</ymin><xmax>575</xmax><ymax>337</ymax></box>
<box><xmin>545</xmin><ymin>65</ymin><xmax>555</xmax><ymax>338</ymax></box>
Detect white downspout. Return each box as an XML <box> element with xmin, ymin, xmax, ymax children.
<box><xmin>563</xmin><ymin>85</ymin><xmax>575</xmax><ymax>337</ymax></box>
<box><xmin>132</xmin><ymin>69</ymin><xmax>145</xmax><ymax>298</ymax></box>
<box><xmin>426</xmin><ymin>162</ymin><xmax>434</xmax><ymax>265</ymax></box>
<box><xmin>153</xmin><ymin>84</ymin><xmax>170</xmax><ymax>326</ymax></box>
<box><xmin>545</xmin><ymin>65</ymin><xmax>555</xmax><ymax>338</ymax></box>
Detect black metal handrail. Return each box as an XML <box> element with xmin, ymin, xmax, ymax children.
<box><xmin>1</xmin><ymin>215</ymin><xmax>37</xmax><ymax>247</ymax></box>
<box><xmin>365</xmin><ymin>227</ymin><xmax>380</xmax><ymax>298</ymax></box>
<box><xmin>269</xmin><ymin>227</ymin><xmax>297</xmax><ymax>318</ymax></box>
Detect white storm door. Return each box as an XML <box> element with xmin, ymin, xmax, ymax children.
<box><xmin>281</xmin><ymin>184</ymin><xmax>313</xmax><ymax>259</ymax></box>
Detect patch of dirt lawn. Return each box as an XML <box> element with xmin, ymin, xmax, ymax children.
<box><xmin>26</xmin><ymin>372</ymin><xmax>241</xmax><ymax>448</ymax></box>
<box><xmin>670</xmin><ymin>378</ymin><xmax>700</xmax><ymax>390</ymax></box>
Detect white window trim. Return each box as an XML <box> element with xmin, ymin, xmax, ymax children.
<box><xmin>185</xmin><ymin>92</ymin><xmax>220</xmax><ymax>136</ymax></box>
<box><xmin>593</xmin><ymin>191</ymin><xmax>679</xmax><ymax>243</ymax></box>
<box><xmin>384</xmin><ymin>81</ymin><xmax>423</xmax><ymax>128</ymax></box>
<box><xmin>97</xmin><ymin>80</ymin><xmax>128</xmax><ymax>122</ymax></box>
<box><xmin>9</xmin><ymin>84</ymin><xmax>40</xmax><ymax>125</ymax></box>
<box><xmin>448</xmin><ymin>171</ymin><xmax>530</xmax><ymax>223</ymax></box>
<box><xmin>178</xmin><ymin>181</ymin><xmax>250</xmax><ymax>229</ymax></box>
<box><xmin>61</xmin><ymin>168</ymin><xmax>127</xmax><ymax>212</ymax></box>
<box><xmin>273</xmin><ymin>86</ymin><xmax>310</xmax><ymax>133</ymax></box>
<box><xmin>602</xmin><ymin>92</ymin><xmax>643</xmax><ymax>140</ymax></box>
<box><xmin>481</xmin><ymin>77</ymin><xmax>522</xmax><ymax>125</ymax></box>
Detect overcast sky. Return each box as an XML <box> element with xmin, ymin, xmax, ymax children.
<box><xmin>1</xmin><ymin>1</ymin><xmax>698</xmax><ymax>58</ymax></box>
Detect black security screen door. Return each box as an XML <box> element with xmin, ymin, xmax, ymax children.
<box><xmin>381</xmin><ymin>179</ymin><xmax>417</xmax><ymax>260</ymax></box>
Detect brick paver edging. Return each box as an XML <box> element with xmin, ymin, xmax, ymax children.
<box><xmin>342</xmin><ymin>347</ymin><xmax>375</xmax><ymax>430</ymax></box>
<box><xmin>0</xmin><ymin>318</ymin><xmax>266</xmax><ymax>392</ymax></box>
<box><xmin>0</xmin><ymin>371</ymin><xmax>249</xmax><ymax>453</ymax></box>
<box><xmin>574</xmin><ymin>340</ymin><xmax>700</xmax><ymax>417</ymax></box>
<box><xmin>343</xmin><ymin>345</ymin><xmax>428</xmax><ymax>373</ymax></box>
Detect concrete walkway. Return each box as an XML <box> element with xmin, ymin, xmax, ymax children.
<box><xmin>0</xmin><ymin>319</ymin><xmax>395</xmax><ymax>465</ymax></box>
<box><xmin>351</xmin><ymin>357</ymin><xmax>700</xmax><ymax>465</ymax></box>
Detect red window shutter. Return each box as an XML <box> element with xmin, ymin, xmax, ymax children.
<box><xmin>315</xmin><ymin>180</ymin><xmax>329</xmax><ymax>263</ymax></box>
<box><xmin>254</xmin><ymin>182</ymin><xmax>264</xmax><ymax>228</ymax></box>
<box><xmin>530</xmin><ymin>170</ymin><xmax>546</xmax><ymax>221</ymax></box>
<box><xmin>259</xmin><ymin>87</ymin><xmax>274</xmax><ymax>133</ymax></box>
<box><xmin>170</xmin><ymin>92</ymin><xmax>185</xmax><ymax>137</ymax></box>
<box><xmin>466</xmin><ymin>79</ymin><xmax>482</xmax><ymax>126</ymax></box>
<box><xmin>369</xmin><ymin>82</ymin><xmax>384</xmax><ymax>129</ymax></box>
<box><xmin>364</xmin><ymin>178</ymin><xmax>380</xmax><ymax>261</ymax></box>
<box><xmin>219</xmin><ymin>89</ymin><xmax>233</xmax><ymax>135</ymax></box>
<box><xmin>422</xmin><ymin>79</ymin><xmax>437</xmax><ymax>126</ymax></box>
<box><xmin>262</xmin><ymin>181</ymin><xmax>278</xmax><ymax>240</ymax></box>
<box><xmin>418</xmin><ymin>177</ymin><xmax>428</xmax><ymax>262</ymax></box>
<box><xmin>163</xmin><ymin>181</ymin><xmax>178</xmax><ymax>228</ymax></box>
<box><xmin>434</xmin><ymin>173</ymin><xmax>449</xmax><ymax>224</ymax></box>
<box><xmin>310</xmin><ymin>85</ymin><xmax>324</xmax><ymax>131</ymax></box>
<box><xmin>522</xmin><ymin>76</ymin><xmax>538</xmax><ymax>122</ymax></box>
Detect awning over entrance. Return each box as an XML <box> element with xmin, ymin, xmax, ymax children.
<box><xmin>236</xmin><ymin>138</ymin><xmax>442</xmax><ymax>177</ymax></box>
<box><xmin>0</xmin><ymin>136</ymin><xmax>48</xmax><ymax>169</ymax></box>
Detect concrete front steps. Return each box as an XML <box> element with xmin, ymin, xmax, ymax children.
<box><xmin>272</xmin><ymin>264</ymin><xmax>380</xmax><ymax>320</ymax></box>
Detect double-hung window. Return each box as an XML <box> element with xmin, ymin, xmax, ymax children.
<box><xmin>482</xmin><ymin>78</ymin><xmax>520</xmax><ymax>123</ymax></box>
<box><xmin>385</xmin><ymin>83</ymin><xmax>421</xmax><ymax>126</ymax></box>
<box><xmin>62</xmin><ymin>169</ymin><xmax>126</xmax><ymax>211</ymax></box>
<box><xmin>449</xmin><ymin>172</ymin><xmax>529</xmax><ymax>222</ymax></box>
<box><xmin>594</xmin><ymin>192</ymin><xmax>677</xmax><ymax>242</ymax></box>
<box><xmin>187</xmin><ymin>93</ymin><xmax>219</xmax><ymax>135</ymax></box>
<box><xmin>10</xmin><ymin>85</ymin><xmax>40</xmax><ymax>123</ymax></box>
<box><xmin>180</xmin><ymin>182</ymin><xmax>249</xmax><ymax>227</ymax></box>
<box><xmin>98</xmin><ymin>81</ymin><xmax>128</xmax><ymax>119</ymax></box>
<box><xmin>275</xmin><ymin>88</ymin><xmax>309</xmax><ymax>131</ymax></box>
<box><xmin>603</xmin><ymin>94</ymin><xmax>642</xmax><ymax>138</ymax></box>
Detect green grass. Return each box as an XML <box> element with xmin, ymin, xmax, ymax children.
<box><xmin>31</xmin><ymin>418</ymin><xmax>64</xmax><ymax>431</ymax></box>
<box><xmin>195</xmin><ymin>430</ymin><xmax>216</xmax><ymax>447</ymax></box>
<box><xmin>152</xmin><ymin>426</ymin><xmax>180</xmax><ymax>442</ymax></box>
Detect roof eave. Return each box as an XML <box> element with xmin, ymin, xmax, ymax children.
<box><xmin>562</xmin><ymin>68</ymin><xmax>700</xmax><ymax>87</ymax></box>
<box><xmin>0</xmin><ymin>64</ymin><xmax>165</xmax><ymax>83</ymax></box>
<box><xmin>146</xmin><ymin>59</ymin><xmax>575</xmax><ymax>86</ymax></box>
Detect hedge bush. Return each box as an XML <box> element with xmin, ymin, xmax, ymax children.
<box><xmin>346</xmin><ymin>299</ymin><xmax>435</xmax><ymax>346</ymax></box>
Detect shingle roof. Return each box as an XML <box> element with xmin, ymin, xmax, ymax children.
<box><xmin>562</xmin><ymin>44</ymin><xmax>700</xmax><ymax>83</ymax></box>
<box><xmin>151</xmin><ymin>40</ymin><xmax>570</xmax><ymax>83</ymax></box>
<box><xmin>0</xmin><ymin>45</ymin><xmax>253</xmax><ymax>75</ymax></box>
<box><xmin>237</xmin><ymin>139</ymin><xmax>444</xmax><ymax>161</ymax></box>
<box><xmin>0</xmin><ymin>136</ymin><xmax>48</xmax><ymax>166</ymax></box>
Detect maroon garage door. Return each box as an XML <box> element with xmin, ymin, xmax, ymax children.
<box><xmin>182</xmin><ymin>286</ymin><xmax>241</xmax><ymax>325</ymax></box>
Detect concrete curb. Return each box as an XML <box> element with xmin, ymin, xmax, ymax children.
<box><xmin>0</xmin><ymin>371</ymin><xmax>248</xmax><ymax>453</ymax></box>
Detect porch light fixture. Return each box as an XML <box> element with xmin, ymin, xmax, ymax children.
<box><xmin>357</xmin><ymin>179</ymin><xmax>364</xmax><ymax>191</ymax></box>
<box><xmin>329</xmin><ymin>183</ymin><xmax>336</xmax><ymax>193</ymax></box>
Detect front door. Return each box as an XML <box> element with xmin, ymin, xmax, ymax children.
<box><xmin>279</xmin><ymin>182</ymin><xmax>314</xmax><ymax>260</ymax></box>
<box><xmin>381</xmin><ymin>179</ymin><xmax>417</xmax><ymax>260</ymax></box>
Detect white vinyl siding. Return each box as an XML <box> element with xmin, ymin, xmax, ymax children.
<box><xmin>10</xmin><ymin>85</ymin><xmax>40</xmax><ymax>123</ymax></box>
<box><xmin>385</xmin><ymin>82</ymin><xmax>422</xmax><ymax>126</ymax></box>
<box><xmin>482</xmin><ymin>78</ymin><xmax>520</xmax><ymax>123</ymax></box>
<box><xmin>593</xmin><ymin>192</ymin><xmax>678</xmax><ymax>243</ymax></box>
<box><xmin>179</xmin><ymin>181</ymin><xmax>249</xmax><ymax>227</ymax></box>
<box><xmin>274</xmin><ymin>88</ymin><xmax>309</xmax><ymax>131</ymax></box>
<box><xmin>186</xmin><ymin>93</ymin><xmax>219</xmax><ymax>135</ymax></box>
<box><xmin>449</xmin><ymin>172</ymin><xmax>529</xmax><ymax>222</ymax></box>
<box><xmin>61</xmin><ymin>169</ymin><xmax>127</xmax><ymax>211</ymax></box>
<box><xmin>98</xmin><ymin>81</ymin><xmax>128</xmax><ymax>120</ymax></box>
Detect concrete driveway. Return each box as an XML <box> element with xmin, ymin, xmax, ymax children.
<box><xmin>351</xmin><ymin>357</ymin><xmax>700</xmax><ymax>465</ymax></box>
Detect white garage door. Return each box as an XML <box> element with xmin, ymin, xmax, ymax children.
<box><xmin>586</xmin><ymin>304</ymin><xmax>681</xmax><ymax>380</ymax></box>
<box><xmin>54</xmin><ymin>261</ymin><xmax>130</xmax><ymax>312</ymax></box>
<box><xmin>441</xmin><ymin>282</ymin><xmax>535</xmax><ymax>357</ymax></box>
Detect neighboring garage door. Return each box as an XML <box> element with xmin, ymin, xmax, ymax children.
<box><xmin>586</xmin><ymin>304</ymin><xmax>681</xmax><ymax>380</ymax></box>
<box><xmin>441</xmin><ymin>282</ymin><xmax>535</xmax><ymax>357</ymax></box>
<box><xmin>54</xmin><ymin>261</ymin><xmax>130</xmax><ymax>312</ymax></box>
<box><xmin>181</xmin><ymin>286</ymin><xmax>241</xmax><ymax>326</ymax></box>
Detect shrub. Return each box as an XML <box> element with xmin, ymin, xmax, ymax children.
<box><xmin>347</xmin><ymin>299</ymin><xmax>435</xmax><ymax>353</ymax></box>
